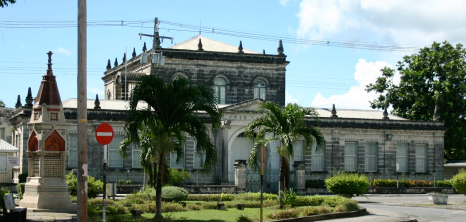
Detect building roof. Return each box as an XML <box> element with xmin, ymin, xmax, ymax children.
<box><xmin>0</xmin><ymin>139</ymin><xmax>19</xmax><ymax>152</ymax></box>
<box><xmin>313</xmin><ymin>108</ymin><xmax>406</xmax><ymax>120</ymax></box>
<box><xmin>62</xmin><ymin>99</ymin><xmax>148</xmax><ymax>110</ymax></box>
<box><xmin>34</xmin><ymin>51</ymin><xmax>62</xmax><ymax>106</ymax></box>
<box><xmin>169</xmin><ymin>35</ymin><xmax>259</xmax><ymax>54</ymax></box>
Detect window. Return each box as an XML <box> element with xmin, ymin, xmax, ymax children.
<box><xmin>170</xmin><ymin>152</ymin><xmax>184</xmax><ymax>169</ymax></box>
<box><xmin>311</xmin><ymin>143</ymin><xmax>324</xmax><ymax>171</ymax></box>
<box><xmin>0</xmin><ymin>128</ymin><xmax>4</xmax><ymax>140</ymax></box>
<box><xmin>108</xmin><ymin>135</ymin><xmax>123</xmax><ymax>167</ymax></box>
<box><xmin>290</xmin><ymin>141</ymin><xmax>304</xmax><ymax>170</ymax></box>
<box><xmin>254</xmin><ymin>80</ymin><xmax>266</xmax><ymax>100</ymax></box>
<box><xmin>0</xmin><ymin>154</ymin><xmax>7</xmax><ymax>173</ymax></box>
<box><xmin>415</xmin><ymin>144</ymin><xmax>427</xmax><ymax>172</ymax></box>
<box><xmin>365</xmin><ymin>142</ymin><xmax>378</xmax><ymax>172</ymax></box>
<box><xmin>67</xmin><ymin>134</ymin><xmax>78</xmax><ymax>168</ymax></box>
<box><xmin>213</xmin><ymin>77</ymin><xmax>226</xmax><ymax>104</ymax></box>
<box><xmin>132</xmin><ymin>145</ymin><xmax>141</xmax><ymax>169</ymax></box>
<box><xmin>193</xmin><ymin>151</ymin><xmax>205</xmax><ymax>169</ymax></box>
<box><xmin>344</xmin><ymin>142</ymin><xmax>358</xmax><ymax>172</ymax></box>
<box><xmin>396</xmin><ymin>144</ymin><xmax>409</xmax><ymax>173</ymax></box>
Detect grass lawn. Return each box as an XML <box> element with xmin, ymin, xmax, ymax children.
<box><xmin>163</xmin><ymin>208</ymin><xmax>271</xmax><ymax>222</ymax></box>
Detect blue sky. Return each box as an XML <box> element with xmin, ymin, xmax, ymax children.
<box><xmin>1</xmin><ymin>0</ymin><xmax>465</xmax><ymax>110</ymax></box>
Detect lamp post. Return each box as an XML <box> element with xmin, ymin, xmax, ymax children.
<box><xmin>260</xmin><ymin>145</ymin><xmax>265</xmax><ymax>222</ymax></box>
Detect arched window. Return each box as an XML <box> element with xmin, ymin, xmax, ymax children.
<box><xmin>107</xmin><ymin>89</ymin><xmax>112</xmax><ymax>100</ymax></box>
<box><xmin>213</xmin><ymin>77</ymin><xmax>226</xmax><ymax>104</ymax></box>
<box><xmin>254</xmin><ymin>80</ymin><xmax>267</xmax><ymax>100</ymax></box>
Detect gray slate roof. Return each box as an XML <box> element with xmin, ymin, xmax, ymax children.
<box><xmin>0</xmin><ymin>139</ymin><xmax>19</xmax><ymax>152</ymax></box>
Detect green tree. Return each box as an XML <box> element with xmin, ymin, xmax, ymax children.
<box><xmin>0</xmin><ymin>0</ymin><xmax>15</xmax><ymax>7</ymax></box>
<box><xmin>245</xmin><ymin>102</ymin><xmax>325</xmax><ymax>207</ymax></box>
<box><xmin>120</xmin><ymin>75</ymin><xmax>221</xmax><ymax>218</ymax></box>
<box><xmin>366</xmin><ymin>41</ymin><xmax>466</xmax><ymax>160</ymax></box>
<box><xmin>0</xmin><ymin>100</ymin><xmax>5</xmax><ymax>107</ymax></box>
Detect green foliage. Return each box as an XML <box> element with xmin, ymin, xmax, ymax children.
<box><xmin>302</xmin><ymin>206</ymin><xmax>333</xmax><ymax>215</ymax></box>
<box><xmin>18</xmin><ymin>173</ymin><xmax>28</xmax><ymax>183</ymax></box>
<box><xmin>118</xmin><ymin>179</ymin><xmax>133</xmax><ymax>185</ymax></box>
<box><xmin>161</xmin><ymin>201</ymin><xmax>185</xmax><ymax>212</ymax></box>
<box><xmin>325</xmin><ymin>172</ymin><xmax>369</xmax><ymax>198</ymax></box>
<box><xmin>282</xmin><ymin>188</ymin><xmax>297</xmax><ymax>206</ymax></box>
<box><xmin>366</xmin><ymin>41</ymin><xmax>466</xmax><ymax>160</ymax></box>
<box><xmin>234</xmin><ymin>192</ymin><xmax>278</xmax><ymax>201</ymax></box>
<box><xmin>266</xmin><ymin>208</ymin><xmax>301</xmax><ymax>220</ymax></box>
<box><xmin>161</xmin><ymin>186</ymin><xmax>188</xmax><ymax>202</ymax></box>
<box><xmin>371</xmin><ymin>179</ymin><xmax>450</xmax><ymax>187</ymax></box>
<box><xmin>293</xmin><ymin>195</ymin><xmax>325</xmax><ymax>207</ymax></box>
<box><xmin>335</xmin><ymin>202</ymin><xmax>360</xmax><ymax>212</ymax></box>
<box><xmin>0</xmin><ymin>0</ymin><xmax>16</xmax><ymax>8</ymax></box>
<box><xmin>451</xmin><ymin>169</ymin><xmax>466</xmax><ymax>194</ymax></box>
<box><xmin>167</xmin><ymin>168</ymin><xmax>190</xmax><ymax>186</ymax></box>
<box><xmin>433</xmin><ymin>180</ymin><xmax>452</xmax><ymax>187</ymax></box>
<box><xmin>16</xmin><ymin>183</ymin><xmax>25</xmax><ymax>199</ymax></box>
<box><xmin>66</xmin><ymin>172</ymin><xmax>103</xmax><ymax>198</ymax></box>
<box><xmin>0</xmin><ymin>186</ymin><xmax>10</xmax><ymax>209</ymax></box>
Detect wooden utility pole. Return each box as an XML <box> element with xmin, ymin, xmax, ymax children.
<box><xmin>77</xmin><ymin>0</ymin><xmax>88</xmax><ymax>221</ymax></box>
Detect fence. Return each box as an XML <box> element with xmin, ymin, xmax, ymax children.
<box><xmin>0</xmin><ymin>169</ymin><xmax>13</xmax><ymax>183</ymax></box>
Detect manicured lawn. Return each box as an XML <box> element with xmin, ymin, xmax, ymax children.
<box><xmin>162</xmin><ymin>208</ymin><xmax>270</xmax><ymax>222</ymax></box>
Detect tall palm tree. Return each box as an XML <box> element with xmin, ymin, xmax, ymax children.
<box><xmin>245</xmin><ymin>102</ymin><xmax>324</xmax><ymax>206</ymax></box>
<box><xmin>120</xmin><ymin>75</ymin><xmax>222</xmax><ymax>217</ymax></box>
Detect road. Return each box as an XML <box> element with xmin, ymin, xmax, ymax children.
<box><xmin>326</xmin><ymin>194</ymin><xmax>466</xmax><ymax>222</ymax></box>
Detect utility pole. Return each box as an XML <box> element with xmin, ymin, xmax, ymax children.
<box><xmin>77</xmin><ymin>0</ymin><xmax>88</xmax><ymax>221</ymax></box>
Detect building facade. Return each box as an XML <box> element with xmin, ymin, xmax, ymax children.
<box><xmin>9</xmin><ymin>34</ymin><xmax>445</xmax><ymax>193</ymax></box>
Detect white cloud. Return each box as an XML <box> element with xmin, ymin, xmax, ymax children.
<box><xmin>296</xmin><ymin>0</ymin><xmax>466</xmax><ymax>46</ymax></box>
<box><xmin>57</xmin><ymin>47</ymin><xmax>71</xmax><ymax>55</ymax></box>
<box><xmin>280</xmin><ymin>0</ymin><xmax>292</xmax><ymax>6</ymax></box>
<box><xmin>310</xmin><ymin>59</ymin><xmax>392</xmax><ymax>109</ymax></box>
<box><xmin>285</xmin><ymin>90</ymin><xmax>299</xmax><ymax>105</ymax></box>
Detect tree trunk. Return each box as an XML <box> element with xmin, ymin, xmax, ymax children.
<box><xmin>282</xmin><ymin>156</ymin><xmax>290</xmax><ymax>190</ymax></box>
<box><xmin>155</xmin><ymin>153</ymin><xmax>164</xmax><ymax>217</ymax></box>
<box><xmin>147</xmin><ymin>164</ymin><xmax>153</xmax><ymax>187</ymax></box>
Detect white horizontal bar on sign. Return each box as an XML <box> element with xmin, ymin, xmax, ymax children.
<box><xmin>96</xmin><ymin>132</ymin><xmax>113</xmax><ymax>136</ymax></box>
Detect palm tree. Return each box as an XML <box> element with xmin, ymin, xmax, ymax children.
<box><xmin>245</xmin><ymin>102</ymin><xmax>324</xmax><ymax>207</ymax></box>
<box><xmin>120</xmin><ymin>75</ymin><xmax>222</xmax><ymax>218</ymax></box>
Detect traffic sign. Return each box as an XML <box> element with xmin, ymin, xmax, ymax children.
<box><xmin>95</xmin><ymin>123</ymin><xmax>114</xmax><ymax>145</ymax></box>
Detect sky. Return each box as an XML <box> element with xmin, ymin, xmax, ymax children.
<box><xmin>1</xmin><ymin>0</ymin><xmax>466</xmax><ymax>111</ymax></box>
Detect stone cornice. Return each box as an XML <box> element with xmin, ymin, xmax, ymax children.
<box><xmin>307</xmin><ymin>117</ymin><xmax>445</xmax><ymax>131</ymax></box>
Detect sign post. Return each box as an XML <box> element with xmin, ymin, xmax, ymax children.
<box><xmin>95</xmin><ymin>123</ymin><xmax>114</xmax><ymax>222</ymax></box>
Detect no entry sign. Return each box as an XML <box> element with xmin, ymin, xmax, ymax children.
<box><xmin>95</xmin><ymin>123</ymin><xmax>114</xmax><ymax>145</ymax></box>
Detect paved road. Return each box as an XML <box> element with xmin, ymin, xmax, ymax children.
<box><xmin>327</xmin><ymin>194</ymin><xmax>466</xmax><ymax>222</ymax></box>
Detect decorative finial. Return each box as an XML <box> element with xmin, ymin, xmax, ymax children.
<box><xmin>383</xmin><ymin>107</ymin><xmax>389</xmax><ymax>120</ymax></box>
<box><xmin>142</xmin><ymin>42</ymin><xmax>147</xmax><ymax>52</ymax></box>
<box><xmin>263</xmin><ymin>49</ymin><xmax>266</xmax><ymax>55</ymax></box>
<box><xmin>238</xmin><ymin>41</ymin><xmax>244</xmax><ymax>54</ymax></box>
<box><xmin>331</xmin><ymin>104</ymin><xmax>338</xmax><ymax>118</ymax></box>
<box><xmin>122</xmin><ymin>53</ymin><xmax>126</xmax><ymax>63</ymax></box>
<box><xmin>114</xmin><ymin>58</ymin><xmax>118</xmax><ymax>67</ymax></box>
<box><xmin>106</xmin><ymin>59</ymin><xmax>111</xmax><ymax>70</ymax></box>
<box><xmin>15</xmin><ymin>95</ymin><xmax>22</xmax><ymax>109</ymax></box>
<box><xmin>132</xmin><ymin>47</ymin><xmax>136</xmax><ymax>58</ymax></box>
<box><xmin>94</xmin><ymin>94</ymin><xmax>101</xmax><ymax>110</ymax></box>
<box><xmin>198</xmin><ymin>38</ymin><xmax>204</xmax><ymax>51</ymax></box>
<box><xmin>25</xmin><ymin>87</ymin><xmax>33</xmax><ymax>107</ymax></box>
<box><xmin>46</xmin><ymin>51</ymin><xmax>54</xmax><ymax>76</ymax></box>
<box><xmin>277</xmin><ymin>40</ymin><xmax>284</xmax><ymax>55</ymax></box>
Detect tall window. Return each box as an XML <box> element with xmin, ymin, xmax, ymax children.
<box><xmin>290</xmin><ymin>141</ymin><xmax>304</xmax><ymax>170</ymax></box>
<box><xmin>132</xmin><ymin>145</ymin><xmax>141</xmax><ymax>169</ymax></box>
<box><xmin>396</xmin><ymin>144</ymin><xmax>409</xmax><ymax>173</ymax></box>
<box><xmin>344</xmin><ymin>142</ymin><xmax>358</xmax><ymax>172</ymax></box>
<box><xmin>170</xmin><ymin>152</ymin><xmax>184</xmax><ymax>169</ymax></box>
<box><xmin>415</xmin><ymin>144</ymin><xmax>427</xmax><ymax>172</ymax></box>
<box><xmin>254</xmin><ymin>80</ymin><xmax>266</xmax><ymax>100</ymax></box>
<box><xmin>365</xmin><ymin>142</ymin><xmax>378</xmax><ymax>172</ymax></box>
<box><xmin>213</xmin><ymin>77</ymin><xmax>226</xmax><ymax>104</ymax></box>
<box><xmin>311</xmin><ymin>143</ymin><xmax>324</xmax><ymax>171</ymax></box>
<box><xmin>193</xmin><ymin>151</ymin><xmax>205</xmax><ymax>169</ymax></box>
<box><xmin>67</xmin><ymin>134</ymin><xmax>78</xmax><ymax>168</ymax></box>
<box><xmin>108</xmin><ymin>135</ymin><xmax>123</xmax><ymax>168</ymax></box>
<box><xmin>0</xmin><ymin>128</ymin><xmax>5</xmax><ymax>140</ymax></box>
<box><xmin>0</xmin><ymin>154</ymin><xmax>7</xmax><ymax>173</ymax></box>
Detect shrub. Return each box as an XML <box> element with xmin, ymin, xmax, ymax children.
<box><xmin>18</xmin><ymin>173</ymin><xmax>28</xmax><ymax>183</ymax></box>
<box><xmin>130</xmin><ymin>202</ymin><xmax>156</xmax><ymax>213</ymax></box>
<box><xmin>16</xmin><ymin>183</ymin><xmax>25</xmax><ymax>199</ymax></box>
<box><xmin>67</xmin><ymin>172</ymin><xmax>103</xmax><ymax>198</ymax></box>
<box><xmin>334</xmin><ymin>202</ymin><xmax>359</xmax><ymax>212</ymax></box>
<box><xmin>167</xmin><ymin>168</ymin><xmax>190</xmax><ymax>186</ymax></box>
<box><xmin>161</xmin><ymin>186</ymin><xmax>188</xmax><ymax>202</ymax></box>
<box><xmin>302</xmin><ymin>206</ymin><xmax>333</xmax><ymax>215</ymax></box>
<box><xmin>293</xmin><ymin>195</ymin><xmax>325</xmax><ymax>207</ymax></box>
<box><xmin>451</xmin><ymin>169</ymin><xmax>466</xmax><ymax>194</ymax></box>
<box><xmin>266</xmin><ymin>208</ymin><xmax>301</xmax><ymax>220</ymax></box>
<box><xmin>117</xmin><ymin>179</ymin><xmax>133</xmax><ymax>185</ymax></box>
<box><xmin>200</xmin><ymin>201</ymin><xmax>218</xmax><ymax>209</ymax></box>
<box><xmin>433</xmin><ymin>180</ymin><xmax>452</xmax><ymax>187</ymax></box>
<box><xmin>282</xmin><ymin>188</ymin><xmax>297</xmax><ymax>206</ymax></box>
<box><xmin>185</xmin><ymin>203</ymin><xmax>201</xmax><ymax>211</ymax></box>
<box><xmin>325</xmin><ymin>172</ymin><xmax>369</xmax><ymax>198</ymax></box>
<box><xmin>372</xmin><ymin>179</ymin><xmax>397</xmax><ymax>187</ymax></box>
<box><xmin>236</xmin><ymin>215</ymin><xmax>255</xmax><ymax>222</ymax></box>
<box><xmin>235</xmin><ymin>192</ymin><xmax>278</xmax><ymax>201</ymax></box>
<box><xmin>0</xmin><ymin>186</ymin><xmax>10</xmax><ymax>210</ymax></box>
<box><xmin>161</xmin><ymin>201</ymin><xmax>185</xmax><ymax>212</ymax></box>
<box><xmin>106</xmin><ymin>203</ymin><xmax>129</xmax><ymax>214</ymax></box>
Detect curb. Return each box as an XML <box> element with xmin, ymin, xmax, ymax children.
<box><xmin>272</xmin><ymin>208</ymin><xmax>368</xmax><ymax>222</ymax></box>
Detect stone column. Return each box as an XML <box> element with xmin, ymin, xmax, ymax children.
<box><xmin>234</xmin><ymin>160</ymin><xmax>247</xmax><ymax>192</ymax></box>
<box><xmin>293</xmin><ymin>161</ymin><xmax>306</xmax><ymax>194</ymax></box>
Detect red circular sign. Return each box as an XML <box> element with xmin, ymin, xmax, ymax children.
<box><xmin>95</xmin><ymin>123</ymin><xmax>114</xmax><ymax>145</ymax></box>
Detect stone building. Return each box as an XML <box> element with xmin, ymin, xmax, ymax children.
<box><xmin>9</xmin><ymin>33</ymin><xmax>445</xmax><ymax>193</ymax></box>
